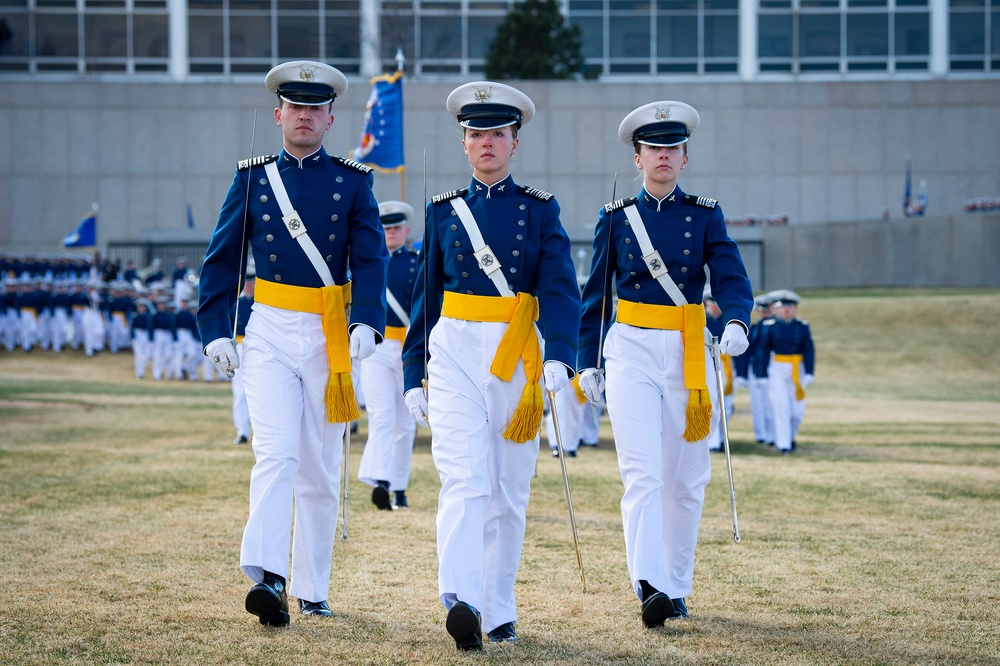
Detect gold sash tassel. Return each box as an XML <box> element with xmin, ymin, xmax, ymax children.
<box><xmin>441</xmin><ymin>291</ymin><xmax>542</xmax><ymax>444</ymax></box>
<box><xmin>774</xmin><ymin>353</ymin><xmax>806</xmax><ymax>400</ymax></box>
<box><xmin>617</xmin><ymin>300</ymin><xmax>712</xmax><ymax>442</ymax></box>
<box><xmin>256</xmin><ymin>278</ymin><xmax>360</xmax><ymax>423</ymax></box>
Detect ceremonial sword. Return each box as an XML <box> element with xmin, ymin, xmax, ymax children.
<box><xmin>711</xmin><ymin>335</ymin><xmax>742</xmax><ymax>544</ymax></box>
<box><xmin>547</xmin><ymin>388</ymin><xmax>587</xmax><ymax>593</ymax></box>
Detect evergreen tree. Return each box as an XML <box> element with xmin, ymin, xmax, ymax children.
<box><xmin>485</xmin><ymin>0</ymin><xmax>587</xmax><ymax>80</ymax></box>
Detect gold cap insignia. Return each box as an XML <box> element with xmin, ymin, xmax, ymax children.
<box><xmin>298</xmin><ymin>65</ymin><xmax>317</xmax><ymax>82</ymax></box>
<box><xmin>655</xmin><ymin>106</ymin><xmax>671</xmax><ymax>121</ymax></box>
<box><xmin>473</xmin><ymin>86</ymin><xmax>493</xmax><ymax>103</ymax></box>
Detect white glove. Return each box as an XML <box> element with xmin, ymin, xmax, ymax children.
<box><xmin>349</xmin><ymin>325</ymin><xmax>377</xmax><ymax>361</ymax></box>
<box><xmin>719</xmin><ymin>322</ymin><xmax>749</xmax><ymax>356</ymax></box>
<box><xmin>205</xmin><ymin>337</ymin><xmax>239</xmax><ymax>378</ymax></box>
<box><xmin>802</xmin><ymin>373</ymin><xmax>814</xmax><ymax>387</ymax></box>
<box><xmin>542</xmin><ymin>361</ymin><xmax>571</xmax><ymax>394</ymax></box>
<box><xmin>404</xmin><ymin>388</ymin><xmax>429</xmax><ymax>428</ymax></box>
<box><xmin>578</xmin><ymin>368</ymin><xmax>606</xmax><ymax>405</ymax></box>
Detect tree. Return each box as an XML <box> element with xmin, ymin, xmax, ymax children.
<box><xmin>485</xmin><ymin>0</ymin><xmax>589</xmax><ymax>80</ymax></box>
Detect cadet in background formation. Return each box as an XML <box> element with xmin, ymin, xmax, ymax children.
<box><xmin>357</xmin><ymin>201</ymin><xmax>419</xmax><ymax>510</ymax></box>
<box><xmin>231</xmin><ymin>269</ymin><xmax>255</xmax><ymax>444</ymax></box>
<box><xmin>197</xmin><ymin>60</ymin><xmax>388</xmax><ymax>627</ymax></box>
<box><xmin>401</xmin><ymin>82</ymin><xmax>580</xmax><ymax>650</ymax></box>
<box><xmin>737</xmin><ymin>293</ymin><xmax>775</xmax><ymax>446</ymax></box>
<box><xmin>577</xmin><ymin>100</ymin><xmax>753</xmax><ymax>628</ymax></box>
<box><xmin>704</xmin><ymin>288</ymin><xmax>734</xmax><ymax>453</ymax></box>
<box><xmin>754</xmin><ymin>289</ymin><xmax>815</xmax><ymax>454</ymax></box>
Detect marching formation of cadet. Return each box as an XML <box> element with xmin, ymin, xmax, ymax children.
<box><xmin>8</xmin><ymin>62</ymin><xmax>825</xmax><ymax>652</ymax></box>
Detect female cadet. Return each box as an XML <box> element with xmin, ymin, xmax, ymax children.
<box><xmin>401</xmin><ymin>82</ymin><xmax>580</xmax><ymax>650</ymax></box>
<box><xmin>577</xmin><ymin>101</ymin><xmax>753</xmax><ymax>627</ymax></box>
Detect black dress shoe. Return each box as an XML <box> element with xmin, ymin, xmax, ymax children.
<box><xmin>446</xmin><ymin>601</ymin><xmax>483</xmax><ymax>651</ymax></box>
<box><xmin>394</xmin><ymin>490</ymin><xmax>408</xmax><ymax>509</ymax></box>
<box><xmin>669</xmin><ymin>597</ymin><xmax>689</xmax><ymax>619</ymax></box>
<box><xmin>234</xmin><ymin>435</ymin><xmax>248</xmax><ymax>444</ymax></box>
<box><xmin>245</xmin><ymin>574</ymin><xmax>290</xmax><ymax>627</ymax></box>
<box><xmin>641</xmin><ymin>592</ymin><xmax>674</xmax><ymax>628</ymax></box>
<box><xmin>372</xmin><ymin>480</ymin><xmax>393</xmax><ymax>510</ymax></box>
<box><xmin>567</xmin><ymin>450</ymin><xmax>577</xmax><ymax>457</ymax></box>
<box><xmin>299</xmin><ymin>599</ymin><xmax>333</xmax><ymax>617</ymax></box>
<box><xmin>487</xmin><ymin>622</ymin><xmax>517</xmax><ymax>643</ymax></box>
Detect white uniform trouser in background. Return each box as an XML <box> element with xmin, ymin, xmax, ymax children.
<box><xmin>709</xmin><ymin>389</ymin><xmax>735</xmax><ymax>451</ymax></box>
<box><xmin>748</xmin><ymin>369</ymin><xmax>774</xmax><ymax>443</ymax></box>
<box><xmin>151</xmin><ymin>330</ymin><xmax>174</xmax><ymax>379</ymax></box>
<box><xmin>132</xmin><ymin>333</ymin><xmax>151</xmax><ymax>378</ymax></box>
<box><xmin>544</xmin><ymin>386</ymin><xmax>584</xmax><ymax>454</ymax></box>
<box><xmin>240</xmin><ymin>303</ymin><xmax>346</xmax><ymax>605</ymax></box>
<box><xmin>767</xmin><ymin>357</ymin><xmax>806</xmax><ymax>452</ymax></box>
<box><xmin>175</xmin><ymin>329</ymin><xmax>199</xmax><ymax>380</ymax></box>
<box><xmin>232</xmin><ymin>341</ymin><xmax>250</xmax><ymax>439</ymax></box>
<box><xmin>357</xmin><ymin>338</ymin><xmax>415</xmax><ymax>490</ymax></box>
<box><xmin>580</xmin><ymin>398</ymin><xmax>602</xmax><ymax>446</ymax></box>
<box><xmin>428</xmin><ymin>317</ymin><xmax>539</xmax><ymax>634</ymax></box>
<box><xmin>603</xmin><ymin>323</ymin><xmax>718</xmax><ymax>601</ymax></box>
<box><xmin>83</xmin><ymin>308</ymin><xmax>105</xmax><ymax>356</ymax></box>
<box><xmin>51</xmin><ymin>309</ymin><xmax>69</xmax><ymax>352</ymax></box>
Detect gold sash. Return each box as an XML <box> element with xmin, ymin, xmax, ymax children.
<box><xmin>615</xmin><ymin>299</ymin><xmax>712</xmax><ymax>442</ymax></box>
<box><xmin>255</xmin><ymin>278</ymin><xmax>359</xmax><ymax>423</ymax></box>
<box><xmin>774</xmin><ymin>353</ymin><xmax>806</xmax><ymax>400</ymax></box>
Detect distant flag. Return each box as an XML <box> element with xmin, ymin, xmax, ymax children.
<box><xmin>902</xmin><ymin>159</ymin><xmax>912</xmax><ymax>215</ymax></box>
<box><xmin>186</xmin><ymin>203</ymin><xmax>195</xmax><ymax>229</ymax></box>
<box><xmin>351</xmin><ymin>70</ymin><xmax>405</xmax><ymax>173</ymax></box>
<box><xmin>63</xmin><ymin>208</ymin><xmax>97</xmax><ymax>248</ymax></box>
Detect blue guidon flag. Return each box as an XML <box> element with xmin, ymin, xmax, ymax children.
<box><xmin>63</xmin><ymin>210</ymin><xmax>97</xmax><ymax>248</ymax></box>
<box><xmin>351</xmin><ymin>70</ymin><xmax>404</xmax><ymax>173</ymax></box>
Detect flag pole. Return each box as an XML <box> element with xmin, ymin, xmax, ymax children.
<box><xmin>396</xmin><ymin>48</ymin><xmax>406</xmax><ymax>201</ymax></box>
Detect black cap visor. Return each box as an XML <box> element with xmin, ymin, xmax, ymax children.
<box><xmin>458</xmin><ymin>103</ymin><xmax>522</xmax><ymax>129</ymax></box>
<box><xmin>277</xmin><ymin>82</ymin><xmax>336</xmax><ymax>106</ymax></box>
<box><xmin>633</xmin><ymin>121</ymin><xmax>691</xmax><ymax>146</ymax></box>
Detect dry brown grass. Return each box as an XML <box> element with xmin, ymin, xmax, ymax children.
<box><xmin>1</xmin><ymin>288</ymin><xmax>998</xmax><ymax>665</ymax></box>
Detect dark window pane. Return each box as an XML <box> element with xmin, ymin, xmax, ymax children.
<box><xmin>759</xmin><ymin>14</ymin><xmax>792</xmax><ymax>57</ymax></box>
<box><xmin>847</xmin><ymin>12</ymin><xmax>887</xmax><ymax>56</ymax></box>
<box><xmin>800</xmin><ymin>14</ymin><xmax>841</xmax><ymax>57</ymax></box>
<box><xmin>230</xmin><ymin>14</ymin><xmax>272</xmax><ymax>58</ymax></box>
<box><xmin>278</xmin><ymin>13</ymin><xmax>320</xmax><ymax>59</ymax></box>
<box><xmin>991</xmin><ymin>9</ymin><xmax>1000</xmax><ymax>54</ymax></box>
<box><xmin>571</xmin><ymin>16</ymin><xmax>603</xmax><ymax>58</ymax></box>
<box><xmin>657</xmin><ymin>15</ymin><xmax>696</xmax><ymax>58</ymax></box>
<box><xmin>612</xmin><ymin>16</ymin><xmax>649</xmax><ymax>57</ymax></box>
<box><xmin>85</xmin><ymin>13</ymin><xmax>127</xmax><ymax>58</ymax></box>
<box><xmin>134</xmin><ymin>14</ymin><xmax>169</xmax><ymax>58</ymax></box>
<box><xmin>231</xmin><ymin>0</ymin><xmax>271</xmax><ymax>9</ymax></box>
<box><xmin>0</xmin><ymin>13</ymin><xmax>29</xmax><ymax>56</ymax></box>
<box><xmin>36</xmin><ymin>12</ymin><xmax>78</xmax><ymax>57</ymax></box>
<box><xmin>705</xmin><ymin>14</ymin><xmax>737</xmax><ymax>57</ymax></box>
<box><xmin>895</xmin><ymin>12</ymin><xmax>929</xmax><ymax>55</ymax></box>
<box><xmin>421</xmin><ymin>16</ymin><xmax>461</xmax><ymax>58</ymax></box>
<box><xmin>469</xmin><ymin>16</ymin><xmax>503</xmax><ymax>58</ymax></box>
<box><xmin>950</xmin><ymin>11</ymin><xmax>985</xmax><ymax>55</ymax></box>
<box><xmin>324</xmin><ymin>14</ymin><xmax>360</xmax><ymax>59</ymax></box>
<box><xmin>189</xmin><ymin>13</ymin><xmax>224</xmax><ymax>57</ymax></box>
<box><xmin>381</xmin><ymin>14</ymin><xmax>415</xmax><ymax>60</ymax></box>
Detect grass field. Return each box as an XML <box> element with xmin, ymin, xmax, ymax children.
<box><xmin>1</xmin><ymin>288</ymin><xmax>998</xmax><ymax>665</ymax></box>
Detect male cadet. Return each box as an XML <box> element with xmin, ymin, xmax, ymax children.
<box><xmin>753</xmin><ymin>289</ymin><xmax>814</xmax><ymax>454</ymax></box>
<box><xmin>130</xmin><ymin>299</ymin><xmax>154</xmax><ymax>379</ymax></box>
<box><xmin>357</xmin><ymin>201</ymin><xmax>419</xmax><ymax>510</ymax></box>
<box><xmin>197</xmin><ymin>60</ymin><xmax>388</xmax><ymax>626</ymax></box>
<box><xmin>172</xmin><ymin>256</ymin><xmax>195</xmax><ymax>310</ymax></box>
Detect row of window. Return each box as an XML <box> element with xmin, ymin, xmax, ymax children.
<box><xmin>0</xmin><ymin>1</ymin><xmax>997</xmax><ymax>76</ymax></box>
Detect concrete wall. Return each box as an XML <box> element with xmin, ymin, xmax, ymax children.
<box><xmin>1</xmin><ymin>78</ymin><xmax>998</xmax><ymax>288</ymax></box>
<box><xmin>749</xmin><ymin>214</ymin><xmax>1000</xmax><ymax>290</ymax></box>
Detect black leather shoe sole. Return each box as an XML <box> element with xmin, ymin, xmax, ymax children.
<box><xmin>446</xmin><ymin>602</ymin><xmax>483</xmax><ymax>651</ymax></box>
<box><xmin>246</xmin><ymin>585</ymin><xmax>290</xmax><ymax>627</ymax></box>
<box><xmin>641</xmin><ymin>592</ymin><xmax>674</xmax><ymax>628</ymax></box>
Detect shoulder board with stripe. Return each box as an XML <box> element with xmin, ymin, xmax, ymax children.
<box><xmin>334</xmin><ymin>156</ymin><xmax>373</xmax><ymax>174</ymax></box>
<box><xmin>237</xmin><ymin>154</ymin><xmax>278</xmax><ymax>171</ymax></box>
<box><xmin>518</xmin><ymin>185</ymin><xmax>554</xmax><ymax>201</ymax></box>
<box><xmin>603</xmin><ymin>196</ymin><xmax>638</xmax><ymax>214</ymax></box>
<box><xmin>431</xmin><ymin>189</ymin><xmax>468</xmax><ymax>204</ymax></box>
<box><xmin>684</xmin><ymin>194</ymin><xmax>719</xmax><ymax>209</ymax></box>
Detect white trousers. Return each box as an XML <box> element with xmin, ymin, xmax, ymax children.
<box><xmin>428</xmin><ymin>317</ymin><xmax>539</xmax><ymax>634</ymax></box>
<box><xmin>231</xmin><ymin>341</ymin><xmax>250</xmax><ymax>438</ymax></box>
<box><xmin>748</xmin><ymin>370</ymin><xmax>774</xmax><ymax>443</ymax></box>
<box><xmin>132</xmin><ymin>333</ymin><xmax>151</xmax><ymax>378</ymax></box>
<box><xmin>603</xmin><ymin>323</ymin><xmax>717</xmax><ymax>601</ymax></box>
<box><xmin>767</xmin><ymin>358</ymin><xmax>806</xmax><ymax>451</ymax></box>
<box><xmin>544</xmin><ymin>387</ymin><xmax>585</xmax><ymax>453</ymax></box>
<box><xmin>357</xmin><ymin>338</ymin><xmax>416</xmax><ymax>490</ymax></box>
<box><xmin>580</xmin><ymin>399</ymin><xmax>602</xmax><ymax>446</ymax></box>
<box><xmin>151</xmin><ymin>330</ymin><xmax>174</xmax><ymax>379</ymax></box>
<box><xmin>240</xmin><ymin>303</ymin><xmax>346</xmax><ymax>604</ymax></box>
<box><xmin>708</xmin><ymin>390</ymin><xmax>735</xmax><ymax>451</ymax></box>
